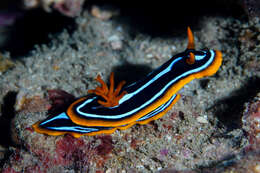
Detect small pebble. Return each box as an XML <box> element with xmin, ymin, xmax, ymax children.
<box><xmin>24</xmin><ymin>0</ymin><xmax>39</xmax><ymax>9</ymax></box>
<box><xmin>171</xmin><ymin>45</ymin><xmax>177</xmax><ymax>51</ymax></box>
<box><xmin>254</xmin><ymin>164</ymin><xmax>260</xmax><ymax>173</ymax></box>
<box><xmin>91</xmin><ymin>6</ymin><xmax>114</xmax><ymax>20</ymax></box>
<box><xmin>15</xmin><ymin>89</ymin><xmax>29</xmax><ymax>111</ymax></box>
<box><xmin>108</xmin><ymin>35</ymin><xmax>123</xmax><ymax>50</ymax></box>
<box><xmin>105</xmin><ymin>168</ymin><xmax>112</xmax><ymax>173</ymax></box>
<box><xmin>196</xmin><ymin>116</ymin><xmax>208</xmax><ymax>124</ymax></box>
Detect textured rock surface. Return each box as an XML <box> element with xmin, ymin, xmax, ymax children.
<box><xmin>0</xmin><ymin>3</ymin><xmax>260</xmax><ymax>172</ymax></box>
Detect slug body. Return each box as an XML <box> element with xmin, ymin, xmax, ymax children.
<box><xmin>33</xmin><ymin>27</ymin><xmax>222</xmax><ymax>138</ymax></box>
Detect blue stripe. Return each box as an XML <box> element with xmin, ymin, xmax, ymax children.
<box><xmin>137</xmin><ymin>94</ymin><xmax>177</xmax><ymax>121</ymax></box>
<box><xmin>47</xmin><ymin>126</ymin><xmax>99</xmax><ymax>133</ymax></box>
<box><xmin>39</xmin><ymin>112</ymin><xmax>110</xmax><ymax>133</ymax></box>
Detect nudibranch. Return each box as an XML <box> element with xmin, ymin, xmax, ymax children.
<box><xmin>33</xmin><ymin>27</ymin><xmax>222</xmax><ymax>138</ymax></box>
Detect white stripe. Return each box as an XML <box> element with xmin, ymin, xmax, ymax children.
<box><xmin>76</xmin><ymin>50</ymin><xmax>215</xmax><ymax>119</ymax></box>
